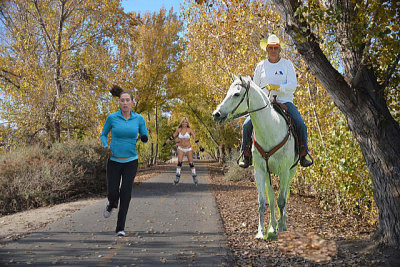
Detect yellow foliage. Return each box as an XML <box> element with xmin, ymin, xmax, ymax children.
<box><xmin>0</xmin><ymin>0</ymin><xmax>121</xmax><ymax>144</ymax></box>
<box><xmin>181</xmin><ymin>0</ymin><xmax>378</xmax><ymax>223</ymax></box>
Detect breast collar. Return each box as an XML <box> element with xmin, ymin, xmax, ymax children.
<box><xmin>178</xmin><ymin>131</ymin><xmax>190</xmax><ymax>139</ymax></box>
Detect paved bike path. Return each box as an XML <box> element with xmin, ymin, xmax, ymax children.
<box><xmin>0</xmin><ymin>161</ymin><xmax>231</xmax><ymax>266</ymax></box>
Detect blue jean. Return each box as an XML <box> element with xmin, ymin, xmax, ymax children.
<box><xmin>241</xmin><ymin>102</ymin><xmax>308</xmax><ymax>153</ymax></box>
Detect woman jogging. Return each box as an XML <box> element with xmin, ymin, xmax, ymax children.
<box><xmin>100</xmin><ymin>86</ymin><xmax>148</xmax><ymax>237</ymax></box>
<box><xmin>163</xmin><ymin>117</ymin><xmax>204</xmax><ymax>185</ymax></box>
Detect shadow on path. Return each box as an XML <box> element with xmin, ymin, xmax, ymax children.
<box><xmin>0</xmin><ymin>161</ymin><xmax>232</xmax><ymax>267</ymax></box>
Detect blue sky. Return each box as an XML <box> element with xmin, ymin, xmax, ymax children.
<box><xmin>120</xmin><ymin>0</ymin><xmax>184</xmax><ymax>15</ymax></box>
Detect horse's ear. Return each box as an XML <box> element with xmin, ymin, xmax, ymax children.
<box><xmin>231</xmin><ymin>74</ymin><xmax>238</xmax><ymax>81</ymax></box>
<box><xmin>239</xmin><ymin>75</ymin><xmax>244</xmax><ymax>83</ymax></box>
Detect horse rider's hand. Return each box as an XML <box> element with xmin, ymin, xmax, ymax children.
<box><xmin>266</xmin><ymin>84</ymin><xmax>280</xmax><ymax>91</ymax></box>
<box><xmin>199</xmin><ymin>146</ymin><xmax>205</xmax><ymax>152</ymax></box>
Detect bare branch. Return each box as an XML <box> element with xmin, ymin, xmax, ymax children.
<box><xmin>383</xmin><ymin>52</ymin><xmax>400</xmax><ymax>89</ymax></box>
<box><xmin>187</xmin><ymin>104</ymin><xmax>220</xmax><ymax>147</ymax></box>
<box><xmin>0</xmin><ymin>70</ymin><xmax>21</xmax><ymax>89</ymax></box>
<box><xmin>32</xmin><ymin>0</ymin><xmax>57</xmax><ymax>52</ymax></box>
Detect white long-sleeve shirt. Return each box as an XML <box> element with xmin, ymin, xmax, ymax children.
<box><xmin>253</xmin><ymin>58</ymin><xmax>297</xmax><ymax>103</ymax></box>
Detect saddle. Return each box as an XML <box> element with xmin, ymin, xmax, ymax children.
<box><xmin>251</xmin><ymin>95</ymin><xmax>301</xmax><ymax>179</ymax></box>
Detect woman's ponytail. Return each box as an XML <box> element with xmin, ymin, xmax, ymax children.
<box><xmin>110</xmin><ymin>85</ymin><xmax>124</xmax><ymax>98</ymax></box>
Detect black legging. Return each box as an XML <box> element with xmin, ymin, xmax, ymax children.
<box><xmin>106</xmin><ymin>159</ymin><xmax>138</xmax><ymax>232</ymax></box>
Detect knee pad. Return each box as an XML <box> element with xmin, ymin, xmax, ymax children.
<box><xmin>189</xmin><ymin>162</ymin><xmax>195</xmax><ymax>168</ymax></box>
<box><xmin>177</xmin><ymin>161</ymin><xmax>183</xmax><ymax>167</ymax></box>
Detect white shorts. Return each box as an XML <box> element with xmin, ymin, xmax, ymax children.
<box><xmin>178</xmin><ymin>146</ymin><xmax>192</xmax><ymax>153</ymax></box>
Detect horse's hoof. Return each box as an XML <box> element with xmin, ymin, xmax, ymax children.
<box><xmin>255</xmin><ymin>232</ymin><xmax>264</xmax><ymax>239</ymax></box>
<box><xmin>277</xmin><ymin>225</ymin><xmax>287</xmax><ymax>232</ymax></box>
<box><xmin>277</xmin><ymin>227</ymin><xmax>287</xmax><ymax>232</ymax></box>
<box><xmin>265</xmin><ymin>232</ymin><xmax>277</xmax><ymax>241</ymax></box>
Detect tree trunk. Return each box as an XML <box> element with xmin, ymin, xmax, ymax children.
<box><xmin>147</xmin><ymin>112</ymin><xmax>154</xmax><ymax>166</ymax></box>
<box><xmin>154</xmin><ymin>105</ymin><xmax>158</xmax><ymax>165</ymax></box>
<box><xmin>347</xmin><ymin>67</ymin><xmax>400</xmax><ymax>246</ymax></box>
<box><xmin>45</xmin><ymin>0</ymin><xmax>66</xmax><ymax>143</ymax></box>
<box><xmin>214</xmin><ymin>147</ymin><xmax>220</xmax><ymax>162</ymax></box>
<box><xmin>218</xmin><ymin>144</ymin><xmax>225</xmax><ymax>163</ymax></box>
<box><xmin>272</xmin><ymin>0</ymin><xmax>400</xmax><ymax>247</ymax></box>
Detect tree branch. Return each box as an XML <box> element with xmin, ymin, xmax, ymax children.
<box><xmin>271</xmin><ymin>0</ymin><xmax>357</xmax><ymax>112</ymax></box>
<box><xmin>0</xmin><ymin>71</ymin><xmax>21</xmax><ymax>90</ymax></box>
<box><xmin>383</xmin><ymin>52</ymin><xmax>400</xmax><ymax>89</ymax></box>
<box><xmin>32</xmin><ymin>0</ymin><xmax>57</xmax><ymax>52</ymax></box>
<box><xmin>187</xmin><ymin>104</ymin><xmax>220</xmax><ymax>147</ymax></box>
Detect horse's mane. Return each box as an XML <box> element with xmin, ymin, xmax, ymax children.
<box><xmin>241</xmin><ymin>76</ymin><xmax>270</xmax><ymax>104</ymax></box>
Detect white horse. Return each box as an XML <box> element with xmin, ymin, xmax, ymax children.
<box><xmin>212</xmin><ymin>76</ymin><xmax>298</xmax><ymax>240</ymax></box>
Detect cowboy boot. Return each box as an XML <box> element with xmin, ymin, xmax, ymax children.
<box><xmin>300</xmin><ymin>146</ymin><xmax>313</xmax><ymax>167</ymax></box>
<box><xmin>239</xmin><ymin>143</ymin><xmax>252</xmax><ymax>168</ymax></box>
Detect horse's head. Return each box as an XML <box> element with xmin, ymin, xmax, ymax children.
<box><xmin>212</xmin><ymin>76</ymin><xmax>252</xmax><ymax>123</ymax></box>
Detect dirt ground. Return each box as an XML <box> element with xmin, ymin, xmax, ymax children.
<box><xmin>206</xmin><ymin>162</ymin><xmax>400</xmax><ymax>266</ymax></box>
<box><xmin>1</xmin><ymin>161</ymin><xmax>399</xmax><ymax>266</ymax></box>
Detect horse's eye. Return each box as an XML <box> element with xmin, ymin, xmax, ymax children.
<box><xmin>234</xmin><ymin>92</ymin><xmax>240</xmax><ymax>97</ymax></box>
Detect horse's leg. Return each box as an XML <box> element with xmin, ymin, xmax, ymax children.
<box><xmin>276</xmin><ymin>167</ymin><xmax>296</xmax><ymax>232</ymax></box>
<box><xmin>254</xmin><ymin>165</ymin><xmax>267</xmax><ymax>239</ymax></box>
<box><xmin>265</xmin><ymin>168</ymin><xmax>277</xmax><ymax>240</ymax></box>
<box><xmin>254</xmin><ymin>154</ymin><xmax>277</xmax><ymax>240</ymax></box>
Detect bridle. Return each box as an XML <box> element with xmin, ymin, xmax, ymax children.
<box><xmin>230</xmin><ymin>77</ymin><xmax>269</xmax><ymax>119</ymax></box>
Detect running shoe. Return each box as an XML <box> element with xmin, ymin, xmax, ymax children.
<box><xmin>103</xmin><ymin>203</ymin><xmax>112</xmax><ymax>218</ymax></box>
<box><xmin>117</xmin><ymin>230</ymin><xmax>126</xmax><ymax>237</ymax></box>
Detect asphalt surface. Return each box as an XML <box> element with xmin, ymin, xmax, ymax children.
<box><xmin>0</xmin><ymin>161</ymin><xmax>231</xmax><ymax>266</ymax></box>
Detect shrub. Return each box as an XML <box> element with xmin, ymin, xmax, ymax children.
<box><xmin>0</xmin><ymin>138</ymin><xmax>108</xmax><ymax>215</ymax></box>
<box><xmin>224</xmin><ymin>150</ymin><xmax>254</xmax><ymax>182</ymax></box>
<box><xmin>292</xmin><ymin>120</ymin><xmax>377</xmax><ymax>225</ymax></box>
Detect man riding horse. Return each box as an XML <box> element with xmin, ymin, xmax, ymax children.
<box><xmin>239</xmin><ymin>34</ymin><xmax>313</xmax><ymax>168</ymax></box>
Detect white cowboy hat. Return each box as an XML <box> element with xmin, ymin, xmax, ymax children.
<box><xmin>260</xmin><ymin>34</ymin><xmax>281</xmax><ymax>51</ymax></box>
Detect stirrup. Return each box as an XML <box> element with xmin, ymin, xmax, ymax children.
<box><xmin>238</xmin><ymin>156</ymin><xmax>251</xmax><ymax>168</ymax></box>
<box><xmin>300</xmin><ymin>153</ymin><xmax>313</xmax><ymax>167</ymax></box>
